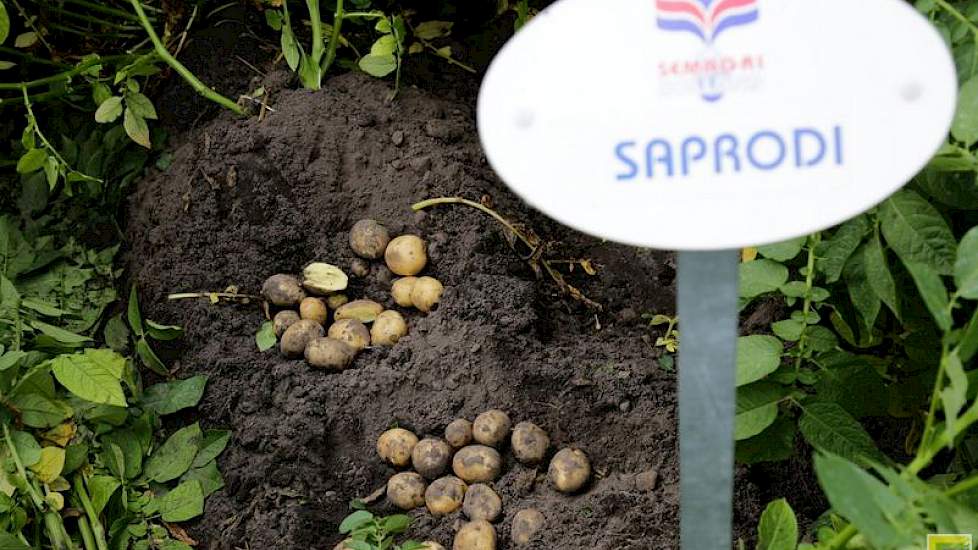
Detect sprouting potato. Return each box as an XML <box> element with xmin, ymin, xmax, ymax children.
<box><xmin>386</xmin><ymin>472</ymin><xmax>427</xmax><ymax>510</ymax></box>
<box><xmin>304</xmin><ymin>337</ymin><xmax>355</xmax><ymax>370</ymax></box>
<box><xmin>412</xmin><ymin>438</ymin><xmax>453</xmax><ymax>479</ymax></box>
<box><xmin>548</xmin><ymin>448</ymin><xmax>591</xmax><ymax>493</ymax></box>
<box><xmin>327</xmin><ymin>293</ymin><xmax>349</xmax><ymax>310</ymax></box>
<box><xmin>452</xmin><ymin>445</ymin><xmax>502</xmax><ymax>483</ymax></box>
<box><xmin>472</xmin><ymin>410</ymin><xmax>511</xmax><ymax>448</ymax></box>
<box><xmin>462</xmin><ymin>483</ymin><xmax>502</xmax><ymax>522</ymax></box>
<box><xmin>302</xmin><ymin>263</ymin><xmax>349</xmax><ymax>295</ymax></box>
<box><xmin>371</xmin><ymin>310</ymin><xmax>408</xmax><ymax>346</ymax></box>
<box><xmin>385</xmin><ymin>235</ymin><xmax>427</xmax><ymax>276</ymax></box>
<box><xmin>299</xmin><ymin>297</ymin><xmax>328</xmax><ymax>325</ymax></box>
<box><xmin>377</xmin><ymin>428</ymin><xmax>419</xmax><ymax>467</ymax></box>
<box><xmin>334</xmin><ymin>299</ymin><xmax>384</xmax><ymax>323</ymax></box>
<box><xmin>280</xmin><ymin>319</ymin><xmax>324</xmax><ymax>358</ymax></box>
<box><xmin>511</xmin><ymin>422</ymin><xmax>550</xmax><ymax>465</ymax></box>
<box><xmin>391</xmin><ymin>277</ymin><xmax>418</xmax><ymax>307</ymax></box>
<box><xmin>262</xmin><ymin>274</ymin><xmax>306</xmax><ymax>307</ymax></box>
<box><xmin>273</xmin><ymin>310</ymin><xmax>301</xmax><ymax>337</ymax></box>
<box><xmin>328</xmin><ymin>318</ymin><xmax>371</xmax><ymax>351</ymax></box>
<box><xmin>453</xmin><ymin>520</ymin><xmax>497</xmax><ymax>550</ymax></box>
<box><xmin>511</xmin><ymin>509</ymin><xmax>545</xmax><ymax>546</ymax></box>
<box><xmin>350</xmin><ymin>219</ymin><xmax>391</xmax><ymax>259</ymax></box>
<box><xmin>424</xmin><ymin>475</ymin><xmax>467</xmax><ymax>516</ymax></box>
<box><xmin>445</xmin><ymin>419</ymin><xmax>473</xmax><ymax>449</ymax></box>
<box><xmin>410</xmin><ymin>276</ymin><xmax>444</xmax><ymax>313</ymax></box>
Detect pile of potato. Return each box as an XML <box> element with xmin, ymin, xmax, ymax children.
<box><xmin>261</xmin><ymin>219</ymin><xmax>445</xmax><ymax>371</ymax></box>
<box><xmin>369</xmin><ymin>410</ymin><xmax>591</xmax><ymax>549</ymax></box>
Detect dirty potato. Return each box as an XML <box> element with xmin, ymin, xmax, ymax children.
<box><xmin>328</xmin><ymin>318</ymin><xmax>371</xmax><ymax>351</ymax></box>
<box><xmin>424</xmin><ymin>475</ymin><xmax>467</xmax><ymax>516</ymax></box>
<box><xmin>333</xmin><ymin>540</ymin><xmax>353</xmax><ymax>550</ymax></box>
<box><xmin>548</xmin><ymin>448</ymin><xmax>591</xmax><ymax>493</ymax></box>
<box><xmin>462</xmin><ymin>484</ymin><xmax>501</xmax><ymax>522</ymax></box>
<box><xmin>280</xmin><ymin>319</ymin><xmax>324</xmax><ymax>358</ymax></box>
<box><xmin>412</xmin><ymin>438</ymin><xmax>453</xmax><ymax>479</ymax></box>
<box><xmin>334</xmin><ymin>299</ymin><xmax>384</xmax><ymax>323</ymax></box>
<box><xmin>445</xmin><ymin>419</ymin><xmax>473</xmax><ymax>449</ymax></box>
<box><xmin>391</xmin><ymin>277</ymin><xmax>418</xmax><ymax>307</ymax></box>
<box><xmin>385</xmin><ymin>235</ymin><xmax>427</xmax><ymax>276</ymax></box>
<box><xmin>452</xmin><ymin>445</ymin><xmax>502</xmax><ymax>483</ymax></box>
<box><xmin>511</xmin><ymin>509</ymin><xmax>545</xmax><ymax>546</ymax></box>
<box><xmin>377</xmin><ymin>428</ymin><xmax>419</xmax><ymax>467</ymax></box>
<box><xmin>304</xmin><ymin>337</ymin><xmax>355</xmax><ymax>370</ymax></box>
<box><xmin>511</xmin><ymin>422</ymin><xmax>550</xmax><ymax>465</ymax></box>
<box><xmin>453</xmin><ymin>520</ymin><xmax>497</xmax><ymax>550</ymax></box>
<box><xmin>371</xmin><ymin>310</ymin><xmax>408</xmax><ymax>346</ymax></box>
<box><xmin>273</xmin><ymin>310</ymin><xmax>301</xmax><ymax>337</ymax></box>
<box><xmin>350</xmin><ymin>219</ymin><xmax>391</xmax><ymax>259</ymax></box>
<box><xmin>386</xmin><ymin>472</ymin><xmax>427</xmax><ymax>510</ymax></box>
<box><xmin>350</xmin><ymin>258</ymin><xmax>370</xmax><ymax>278</ymax></box>
<box><xmin>410</xmin><ymin>276</ymin><xmax>444</xmax><ymax>313</ymax></box>
<box><xmin>327</xmin><ymin>293</ymin><xmax>349</xmax><ymax>310</ymax></box>
<box><xmin>262</xmin><ymin>274</ymin><xmax>306</xmax><ymax>307</ymax></box>
<box><xmin>472</xmin><ymin>410</ymin><xmax>511</xmax><ymax>448</ymax></box>
<box><xmin>299</xmin><ymin>297</ymin><xmax>328</xmax><ymax>325</ymax></box>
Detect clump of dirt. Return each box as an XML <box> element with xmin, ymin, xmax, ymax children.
<box><xmin>127</xmin><ymin>71</ymin><xmax>713</xmax><ymax>549</ymax></box>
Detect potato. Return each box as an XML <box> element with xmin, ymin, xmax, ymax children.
<box><xmin>511</xmin><ymin>509</ymin><xmax>545</xmax><ymax>546</ymax></box>
<box><xmin>511</xmin><ymin>422</ymin><xmax>550</xmax><ymax>465</ymax></box>
<box><xmin>327</xmin><ymin>293</ymin><xmax>349</xmax><ymax>310</ymax></box>
<box><xmin>410</xmin><ymin>276</ymin><xmax>444</xmax><ymax>313</ymax></box>
<box><xmin>371</xmin><ymin>310</ymin><xmax>408</xmax><ymax>346</ymax></box>
<box><xmin>412</xmin><ymin>438</ymin><xmax>452</xmax><ymax>479</ymax></box>
<box><xmin>377</xmin><ymin>428</ymin><xmax>419</xmax><ymax>467</ymax></box>
<box><xmin>385</xmin><ymin>235</ymin><xmax>428</xmax><ymax>276</ymax></box>
<box><xmin>302</xmin><ymin>263</ymin><xmax>349</xmax><ymax>295</ymax></box>
<box><xmin>350</xmin><ymin>219</ymin><xmax>391</xmax><ymax>259</ymax></box>
<box><xmin>424</xmin><ymin>475</ymin><xmax>467</xmax><ymax>516</ymax></box>
<box><xmin>299</xmin><ymin>297</ymin><xmax>328</xmax><ymax>325</ymax></box>
<box><xmin>273</xmin><ymin>310</ymin><xmax>301</xmax><ymax>337</ymax></box>
<box><xmin>452</xmin><ymin>445</ymin><xmax>502</xmax><ymax>483</ymax></box>
<box><xmin>472</xmin><ymin>410</ymin><xmax>511</xmax><ymax>448</ymax></box>
<box><xmin>328</xmin><ymin>319</ymin><xmax>371</xmax><ymax>351</ymax></box>
<box><xmin>262</xmin><ymin>274</ymin><xmax>306</xmax><ymax>307</ymax></box>
<box><xmin>445</xmin><ymin>419</ymin><xmax>473</xmax><ymax>449</ymax></box>
<box><xmin>420</xmin><ymin>543</ymin><xmax>446</xmax><ymax>550</ymax></box>
<box><xmin>548</xmin><ymin>448</ymin><xmax>591</xmax><ymax>493</ymax></box>
<box><xmin>387</xmin><ymin>472</ymin><xmax>426</xmax><ymax>510</ymax></box>
<box><xmin>391</xmin><ymin>277</ymin><xmax>418</xmax><ymax>307</ymax></box>
<box><xmin>334</xmin><ymin>299</ymin><xmax>384</xmax><ymax>323</ymax></box>
<box><xmin>304</xmin><ymin>337</ymin><xmax>356</xmax><ymax>370</ymax></box>
<box><xmin>280</xmin><ymin>319</ymin><xmax>324</xmax><ymax>358</ymax></box>
<box><xmin>462</xmin><ymin>484</ymin><xmax>501</xmax><ymax>522</ymax></box>
<box><xmin>453</xmin><ymin>520</ymin><xmax>496</xmax><ymax>550</ymax></box>
<box><xmin>350</xmin><ymin>259</ymin><xmax>370</xmax><ymax>278</ymax></box>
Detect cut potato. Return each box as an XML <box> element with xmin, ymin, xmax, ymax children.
<box><xmin>302</xmin><ymin>263</ymin><xmax>349</xmax><ymax>294</ymax></box>
<box><xmin>334</xmin><ymin>299</ymin><xmax>384</xmax><ymax>323</ymax></box>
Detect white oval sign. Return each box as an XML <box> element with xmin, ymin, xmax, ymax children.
<box><xmin>478</xmin><ymin>0</ymin><xmax>957</xmax><ymax>250</ymax></box>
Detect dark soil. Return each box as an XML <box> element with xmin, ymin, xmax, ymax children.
<box><xmin>126</xmin><ymin>69</ymin><xmax>697</xmax><ymax>549</ymax></box>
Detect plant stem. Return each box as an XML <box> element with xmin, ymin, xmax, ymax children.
<box><xmin>413</xmin><ymin>197</ymin><xmax>530</xmax><ymax>248</ymax></box>
<box><xmin>167</xmin><ymin>292</ymin><xmax>260</xmax><ymax>300</ymax></box>
<box><xmin>73</xmin><ymin>475</ymin><xmax>109</xmax><ymax>550</ymax></box>
<box><xmin>420</xmin><ymin>39</ymin><xmax>476</xmax><ymax>73</ymax></box>
<box><xmin>322</xmin><ymin>0</ymin><xmax>344</xmax><ymax>75</ymax></box>
<box><xmin>77</xmin><ymin>517</ymin><xmax>97</xmax><ymax>550</ymax></box>
<box><xmin>934</xmin><ymin>0</ymin><xmax>978</xmax><ymax>37</ymax></box>
<box><xmin>43</xmin><ymin>8</ymin><xmax>143</xmax><ymax>30</ymax></box>
<box><xmin>62</xmin><ymin>0</ymin><xmax>148</xmax><ymax>21</ymax></box>
<box><xmin>20</xmin><ymin>86</ymin><xmax>101</xmax><ymax>183</ymax></box>
<box><xmin>128</xmin><ymin>0</ymin><xmax>246</xmax><ymax>115</ymax></box>
<box><xmin>945</xmin><ymin>473</ymin><xmax>978</xmax><ymax>497</ymax></box>
<box><xmin>919</xmin><ymin>339</ymin><xmax>951</xmax><ymax>453</ymax></box>
<box><xmin>2</xmin><ymin>423</ymin><xmax>45</xmax><ymax>508</ymax></box>
<box><xmin>307</xmin><ymin>0</ymin><xmax>324</xmax><ymax>64</ymax></box>
<box><xmin>0</xmin><ymin>47</ymin><xmax>64</xmax><ymax>66</ymax></box>
<box><xmin>794</xmin><ymin>233</ymin><xmax>820</xmax><ymax>374</ymax></box>
<box><xmin>0</xmin><ymin>55</ymin><xmax>132</xmax><ymax>90</ymax></box>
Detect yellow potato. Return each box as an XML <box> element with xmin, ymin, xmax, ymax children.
<box><xmin>453</xmin><ymin>520</ymin><xmax>496</xmax><ymax>550</ymax></box>
<box><xmin>327</xmin><ymin>293</ymin><xmax>349</xmax><ymax>310</ymax></box>
<box><xmin>371</xmin><ymin>310</ymin><xmax>408</xmax><ymax>346</ymax></box>
<box><xmin>334</xmin><ymin>299</ymin><xmax>384</xmax><ymax>323</ymax></box>
<box><xmin>299</xmin><ymin>297</ymin><xmax>328</xmax><ymax>325</ymax></box>
<box><xmin>412</xmin><ymin>438</ymin><xmax>452</xmax><ymax>479</ymax></box>
<box><xmin>548</xmin><ymin>448</ymin><xmax>591</xmax><ymax>493</ymax></box>
<box><xmin>273</xmin><ymin>310</ymin><xmax>300</xmax><ymax>337</ymax></box>
<box><xmin>304</xmin><ymin>337</ymin><xmax>356</xmax><ymax>370</ymax></box>
<box><xmin>350</xmin><ymin>219</ymin><xmax>391</xmax><ymax>259</ymax></box>
<box><xmin>511</xmin><ymin>509</ymin><xmax>545</xmax><ymax>546</ymax></box>
<box><xmin>452</xmin><ymin>445</ymin><xmax>502</xmax><ymax>483</ymax></box>
<box><xmin>386</xmin><ymin>472</ymin><xmax>426</xmax><ymax>510</ymax></box>
<box><xmin>328</xmin><ymin>318</ymin><xmax>371</xmax><ymax>351</ymax></box>
<box><xmin>410</xmin><ymin>276</ymin><xmax>444</xmax><ymax>313</ymax></box>
<box><xmin>462</xmin><ymin>483</ymin><xmax>501</xmax><ymax>522</ymax></box>
<box><xmin>445</xmin><ymin>419</ymin><xmax>473</xmax><ymax>449</ymax></box>
<box><xmin>472</xmin><ymin>410</ymin><xmax>511</xmax><ymax>448</ymax></box>
<box><xmin>424</xmin><ymin>475</ymin><xmax>467</xmax><ymax>516</ymax></box>
<box><xmin>377</xmin><ymin>428</ymin><xmax>419</xmax><ymax>467</ymax></box>
<box><xmin>262</xmin><ymin>274</ymin><xmax>306</xmax><ymax>306</ymax></box>
<box><xmin>511</xmin><ymin>422</ymin><xmax>550</xmax><ymax>465</ymax></box>
<box><xmin>385</xmin><ymin>235</ymin><xmax>427</xmax><ymax>276</ymax></box>
<box><xmin>280</xmin><ymin>320</ymin><xmax>324</xmax><ymax>358</ymax></box>
<box><xmin>391</xmin><ymin>277</ymin><xmax>418</xmax><ymax>307</ymax></box>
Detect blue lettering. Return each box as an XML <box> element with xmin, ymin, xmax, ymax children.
<box><xmin>833</xmin><ymin>126</ymin><xmax>844</xmax><ymax>165</ymax></box>
<box><xmin>714</xmin><ymin>134</ymin><xmax>740</xmax><ymax>174</ymax></box>
<box><xmin>615</xmin><ymin>141</ymin><xmax>639</xmax><ymax>180</ymax></box>
<box><xmin>681</xmin><ymin>136</ymin><xmax>707</xmax><ymax>176</ymax></box>
<box><xmin>793</xmin><ymin>128</ymin><xmax>826</xmax><ymax>167</ymax></box>
<box><xmin>645</xmin><ymin>139</ymin><xmax>674</xmax><ymax>178</ymax></box>
<box><xmin>747</xmin><ymin>130</ymin><xmax>786</xmax><ymax>171</ymax></box>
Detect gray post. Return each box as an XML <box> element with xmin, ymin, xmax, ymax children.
<box><xmin>677</xmin><ymin>250</ymin><xmax>739</xmax><ymax>550</ymax></box>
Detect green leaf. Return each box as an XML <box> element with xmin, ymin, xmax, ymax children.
<box><xmin>0</xmin><ymin>532</ymin><xmax>30</xmax><ymax>550</ymax></box>
<box><xmin>87</xmin><ymin>475</ymin><xmax>120</xmax><ymax>516</ymax></box>
<box><xmin>141</xmin><ymin>375</ymin><xmax>207</xmax><ymax>416</ymax></box>
<box><xmin>902</xmin><ymin>259</ymin><xmax>952</xmax><ymax>331</ymax></box>
<box><xmin>127</xmin><ymin>285</ymin><xmax>144</xmax><ymax>336</ymax></box>
<box><xmin>799</xmin><ymin>402</ymin><xmax>881</xmax><ymax>464</ymax></box>
<box><xmin>94</xmin><ymin>96</ymin><xmax>124</xmax><ymax>124</ymax></box>
<box><xmin>0</xmin><ymin>350</ymin><xmax>25</xmax><ymax>371</ymax></box>
<box><xmin>736</xmin><ymin>335</ymin><xmax>783</xmax><ymax>387</ymax></box>
<box><xmin>31</xmin><ymin>320</ymin><xmax>90</xmax><ymax>343</ymax></box>
<box><xmin>370</xmin><ymin>34</ymin><xmax>397</xmax><ymax>56</ymax></box>
<box><xmin>863</xmin><ymin>232</ymin><xmax>900</xmax><ymax>320</ymax></box>
<box><xmin>735</xmin><ymin>415</ymin><xmax>796</xmax><ymax>464</ymax></box>
<box><xmin>13</xmin><ymin>31</ymin><xmax>36</xmax><ymax>48</ymax></box>
<box><xmin>9</xmin><ymin>393</ymin><xmax>71</xmax><ymax>428</ymax></box>
<box><xmin>265</xmin><ymin>9</ymin><xmax>282</xmax><ymax>30</ymax></box>
<box><xmin>818</xmin><ymin>216</ymin><xmax>870</xmax><ymax>283</ymax></box>
<box><xmin>739</xmin><ymin>259</ymin><xmax>789</xmax><ymax>299</ymax></box>
<box><xmin>281</xmin><ymin>26</ymin><xmax>301</xmax><ymax>71</ymax></box>
<box><xmin>940</xmin><ymin>350</ymin><xmax>968</xmax><ymax>433</ymax></box>
<box><xmin>192</xmin><ymin>429</ymin><xmax>230</xmax><ymax>468</ymax></box>
<box><xmin>181</xmin><ymin>460</ymin><xmax>224</xmax><ymax>497</ymax></box>
<box><xmin>104</xmin><ymin>314</ymin><xmax>130</xmax><ymax>353</ymax></box>
<box><xmin>63</xmin><ymin>442</ymin><xmax>88</xmax><ymax>475</ymax></box>
<box><xmin>380</xmin><ymin>514</ymin><xmax>412</xmax><ymax>533</ymax></box>
<box><xmin>880</xmin><ymin>189</ymin><xmax>957</xmax><ymax>275</ymax></box>
<box><xmin>145</xmin><ymin>319</ymin><xmax>182</xmax><ymax>341</ymax></box>
<box><xmin>256</xmin><ymin>321</ymin><xmax>276</xmax><ymax>352</ymax></box>
<box><xmin>414</xmin><ymin>20</ymin><xmax>453</xmax><ymax>40</ymax></box>
<box><xmin>16</xmin><ymin>148</ymin><xmax>47</xmax><ymax>174</ymax></box>
<box><xmin>952</xmin><ymin>75</ymin><xmax>978</xmax><ymax>145</ymax></box>
<box><xmin>123</xmin><ymin>108</ymin><xmax>151</xmax><ymax>149</ymax></box>
<box><xmin>771</xmin><ymin>319</ymin><xmax>804</xmax><ymax>342</ymax></box>
<box><xmin>51</xmin><ymin>349</ymin><xmax>127</xmax><ymax>407</ymax></box>
<box><xmin>339</xmin><ymin>510</ymin><xmax>374</xmax><ymax>534</ymax></box>
<box><xmin>125</xmin><ymin>92</ymin><xmax>157</xmax><ymax>120</ymax></box>
<box><xmin>0</xmin><ymin>0</ymin><xmax>9</xmax><ymax>45</ymax></box>
<box><xmin>805</xmin><ymin>326</ymin><xmax>838</xmax><ymax>352</ymax></box>
<box><xmin>960</xmin><ymin>307</ymin><xmax>978</xmax><ymax>363</ymax></box>
<box><xmin>136</xmin><ymin>338</ymin><xmax>168</xmax><ymax>376</ymax></box>
<box><xmin>757</xmin><ymin>237</ymin><xmax>806</xmax><ymax>262</ymax></box>
<box><xmin>144</xmin><ymin>423</ymin><xmax>203</xmax><ymax>483</ymax></box>
<box><xmin>735</xmin><ymin>382</ymin><xmax>785</xmax><ymax>440</ymax></box>
<box><xmin>756</xmin><ymin>498</ymin><xmax>797</xmax><ymax>550</ymax></box>
<box><xmin>157</xmin><ymin>480</ymin><xmax>204</xmax><ymax>522</ymax></box>
<box><xmin>359</xmin><ymin>54</ymin><xmax>397</xmax><ymax>77</ymax></box>
<box><xmin>843</xmin><ymin>245</ymin><xmax>881</xmax><ymax>330</ymax></box>
<box><xmin>954</xmin><ymin>226</ymin><xmax>978</xmax><ymax>299</ymax></box>
<box><xmin>101</xmin><ymin>430</ymin><xmax>142</xmax><ymax>479</ymax></box>
<box><xmin>10</xmin><ymin>430</ymin><xmax>41</xmax><ymax>466</ymax></box>
<box><xmin>91</xmin><ymin>82</ymin><xmax>112</xmax><ymax>106</ymax></box>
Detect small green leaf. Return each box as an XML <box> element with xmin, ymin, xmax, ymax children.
<box><xmin>735</xmin><ymin>415</ymin><xmax>796</xmax><ymax>464</ymax></box>
<box><xmin>799</xmin><ymin>402</ymin><xmax>881</xmax><ymax>464</ymax></box>
<box><xmin>92</xmin><ymin>82</ymin><xmax>112</xmax><ymax>106</ymax></box>
<box><xmin>141</xmin><ymin>375</ymin><xmax>207</xmax><ymax>415</ymax></box>
<box><xmin>771</xmin><ymin>319</ymin><xmax>804</xmax><ymax>342</ymax></box>
<box><xmin>339</xmin><ymin>510</ymin><xmax>374</xmax><ymax>534</ymax></box>
<box><xmin>281</xmin><ymin>26</ymin><xmax>301</xmax><ymax>71</ymax></box>
<box><xmin>87</xmin><ymin>475</ymin><xmax>121</xmax><ymax>516</ymax></box>
<box><xmin>880</xmin><ymin>189</ymin><xmax>957</xmax><ymax>275</ymax></box>
<box><xmin>9</xmin><ymin>393</ymin><xmax>71</xmax><ymax>428</ymax></box>
<box><xmin>104</xmin><ymin>314</ymin><xmax>130</xmax><ymax>353</ymax></box>
<box><xmin>756</xmin><ymin>498</ymin><xmax>797</xmax><ymax>550</ymax></box>
<box><xmin>414</xmin><ymin>20</ymin><xmax>453</xmax><ymax>40</ymax></box>
<box><xmin>380</xmin><ymin>514</ymin><xmax>412</xmax><ymax>533</ymax></box>
<box><xmin>954</xmin><ymin>226</ymin><xmax>978</xmax><ymax>299</ymax></box>
<box><xmin>181</xmin><ymin>460</ymin><xmax>224</xmax><ymax>497</ymax></box>
<box><xmin>817</xmin><ymin>216</ymin><xmax>871</xmax><ymax>283</ymax></box>
<box><xmin>51</xmin><ymin>349</ymin><xmax>127</xmax><ymax>407</ymax></box>
<box><xmin>13</xmin><ymin>31</ymin><xmax>37</xmax><ymax>48</ymax></box>
<box><xmin>757</xmin><ymin>237</ymin><xmax>806</xmax><ymax>262</ymax></box>
<box><xmin>94</xmin><ymin>96</ymin><xmax>124</xmax><ymax>123</ymax></box>
<box><xmin>863</xmin><ymin>232</ymin><xmax>900</xmax><ymax>320</ymax></box>
<box><xmin>370</xmin><ymin>34</ymin><xmax>397</xmax><ymax>56</ymax></box>
<box><xmin>127</xmin><ymin>285</ymin><xmax>144</xmax><ymax>336</ymax></box>
<box><xmin>123</xmin><ymin>108</ymin><xmax>151</xmax><ymax>149</ymax></box>
<box><xmin>145</xmin><ymin>319</ymin><xmax>183</xmax><ymax>341</ymax></box>
<box><xmin>10</xmin><ymin>430</ymin><xmax>42</xmax><ymax>466</ymax></box>
<box><xmin>125</xmin><ymin>92</ymin><xmax>157</xmax><ymax>120</ymax></box>
<box><xmin>843</xmin><ymin>245</ymin><xmax>881</xmax><ymax>330</ymax></box>
<box><xmin>952</xmin><ymin>75</ymin><xmax>978</xmax><ymax>145</ymax></box>
<box><xmin>902</xmin><ymin>259</ymin><xmax>952</xmax><ymax>331</ymax></box>
<box><xmin>739</xmin><ymin>260</ymin><xmax>789</xmax><ymax>299</ymax></box>
<box><xmin>136</xmin><ymin>338</ymin><xmax>168</xmax><ymax>376</ymax></box>
<box><xmin>31</xmin><ymin>320</ymin><xmax>90</xmax><ymax>343</ymax></box>
<box><xmin>940</xmin><ymin>350</ymin><xmax>967</xmax><ymax>432</ymax></box>
<box><xmin>192</xmin><ymin>429</ymin><xmax>230</xmax><ymax>468</ymax></box>
<box><xmin>157</xmin><ymin>480</ymin><xmax>205</xmax><ymax>522</ymax></box>
<box><xmin>359</xmin><ymin>54</ymin><xmax>397</xmax><ymax>77</ymax></box>
<box><xmin>27</xmin><ymin>446</ymin><xmax>64</xmax><ymax>483</ymax></box>
<box><xmin>144</xmin><ymin>423</ymin><xmax>203</xmax><ymax>483</ymax></box>
<box><xmin>16</xmin><ymin>148</ymin><xmax>47</xmax><ymax>174</ymax></box>
<box><xmin>265</xmin><ymin>9</ymin><xmax>282</xmax><ymax>31</ymax></box>
<box><xmin>0</xmin><ymin>532</ymin><xmax>30</xmax><ymax>550</ymax></box>
<box><xmin>0</xmin><ymin>0</ymin><xmax>9</xmax><ymax>45</ymax></box>
<box><xmin>0</xmin><ymin>60</ymin><xmax>13</xmax><ymax>70</ymax></box>
<box><xmin>736</xmin><ymin>335</ymin><xmax>783</xmax><ymax>387</ymax></box>
<box><xmin>256</xmin><ymin>321</ymin><xmax>276</xmax><ymax>352</ymax></box>
<box><xmin>735</xmin><ymin>382</ymin><xmax>785</xmax><ymax>440</ymax></box>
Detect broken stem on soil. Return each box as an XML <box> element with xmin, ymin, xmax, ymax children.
<box><xmin>167</xmin><ymin>292</ymin><xmax>259</xmax><ymax>301</ymax></box>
